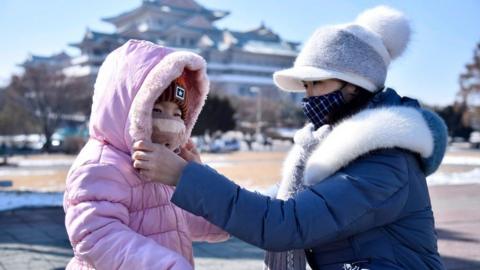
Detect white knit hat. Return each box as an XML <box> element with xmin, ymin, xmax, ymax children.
<box><xmin>274</xmin><ymin>6</ymin><xmax>411</xmax><ymax>92</ymax></box>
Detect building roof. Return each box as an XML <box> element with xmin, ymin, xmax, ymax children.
<box><xmin>66</xmin><ymin>0</ymin><xmax>299</xmax><ymax>81</ymax></box>
<box><xmin>20</xmin><ymin>51</ymin><xmax>71</xmax><ymax>68</ymax></box>
<box><xmin>102</xmin><ymin>0</ymin><xmax>229</xmax><ymax>25</ymax></box>
<box><xmin>220</xmin><ymin>24</ymin><xmax>299</xmax><ymax>55</ymax></box>
<box><xmin>69</xmin><ymin>29</ymin><xmax>127</xmax><ymax>48</ymax></box>
<box><xmin>182</xmin><ymin>15</ymin><xmax>215</xmax><ymax>29</ymax></box>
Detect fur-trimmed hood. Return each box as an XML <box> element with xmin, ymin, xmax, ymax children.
<box><xmin>299</xmin><ymin>88</ymin><xmax>447</xmax><ymax>186</ymax></box>
<box><xmin>88</xmin><ymin>40</ymin><xmax>209</xmax><ymax>153</ymax></box>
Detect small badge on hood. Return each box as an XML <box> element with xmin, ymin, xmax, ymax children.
<box><xmin>176</xmin><ymin>86</ymin><xmax>185</xmax><ymax>100</ymax></box>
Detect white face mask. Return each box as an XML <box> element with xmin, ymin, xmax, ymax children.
<box><xmin>151</xmin><ymin>117</ymin><xmax>186</xmax><ymax>153</ymax></box>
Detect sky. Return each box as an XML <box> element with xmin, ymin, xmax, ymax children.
<box><xmin>0</xmin><ymin>0</ymin><xmax>479</xmax><ymax>106</ymax></box>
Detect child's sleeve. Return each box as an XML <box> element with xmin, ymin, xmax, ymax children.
<box><xmin>183</xmin><ymin>211</ymin><xmax>229</xmax><ymax>242</ymax></box>
<box><xmin>64</xmin><ymin>164</ymin><xmax>193</xmax><ymax>270</ymax></box>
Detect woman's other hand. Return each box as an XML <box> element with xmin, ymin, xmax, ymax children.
<box><xmin>179</xmin><ymin>139</ymin><xmax>202</xmax><ymax>164</ymax></box>
<box><xmin>132</xmin><ymin>140</ymin><xmax>187</xmax><ymax>186</ymax></box>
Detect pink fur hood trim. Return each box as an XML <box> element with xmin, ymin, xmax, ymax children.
<box><xmin>88</xmin><ymin>39</ymin><xmax>208</xmax><ymax>153</ymax></box>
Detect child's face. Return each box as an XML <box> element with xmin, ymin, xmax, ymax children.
<box><xmin>151</xmin><ymin>101</ymin><xmax>185</xmax><ymax>153</ymax></box>
<box><xmin>153</xmin><ymin>101</ymin><xmax>183</xmax><ymax>119</ymax></box>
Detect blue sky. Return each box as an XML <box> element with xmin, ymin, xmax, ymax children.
<box><xmin>0</xmin><ymin>0</ymin><xmax>478</xmax><ymax>106</ymax></box>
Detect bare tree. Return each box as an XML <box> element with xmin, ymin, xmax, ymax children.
<box><xmin>5</xmin><ymin>65</ymin><xmax>91</xmax><ymax>151</ymax></box>
<box><xmin>457</xmin><ymin>42</ymin><xmax>480</xmax><ymax>130</ymax></box>
<box><xmin>0</xmin><ymin>88</ymin><xmax>40</xmax><ymax>164</ymax></box>
<box><xmin>0</xmin><ymin>88</ymin><xmax>40</xmax><ymax>135</ymax></box>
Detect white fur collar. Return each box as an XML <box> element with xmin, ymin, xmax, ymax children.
<box><xmin>293</xmin><ymin>124</ymin><xmax>331</xmax><ymax>146</ymax></box>
<box><xmin>302</xmin><ymin>106</ymin><xmax>434</xmax><ymax>186</ymax></box>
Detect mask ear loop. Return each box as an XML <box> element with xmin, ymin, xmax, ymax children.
<box><xmin>337</xmin><ymin>82</ymin><xmax>348</xmax><ymax>91</ymax></box>
<box><xmin>336</xmin><ymin>82</ymin><xmax>349</xmax><ymax>102</ymax></box>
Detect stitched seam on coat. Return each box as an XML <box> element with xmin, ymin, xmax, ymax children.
<box><xmin>71</xmin><ymin>220</ymin><xmax>117</xmax><ymax>245</ymax></box>
<box><xmin>309</xmin><ymin>152</ymin><xmax>409</xmax><ymax>241</ymax></box>
<box><xmin>143</xmin><ymin>229</ymin><xmax>192</xmax><ymax>238</ymax></box>
<box><xmin>98</xmin><ymin>144</ymin><xmax>134</xmax><ymax>188</ymax></box>
<box><xmin>71</xmin><ymin>200</ymin><xmax>131</xmax><ymax>218</ymax></box>
<box><xmin>347</xmin><ymin>181</ymin><xmax>409</xmax><ymax>234</ymax></box>
<box><xmin>129</xmin><ymin>203</ymin><xmax>172</xmax><ymax>213</ymax></box>
<box><xmin>391</xmin><ymin>152</ymin><xmax>411</xmax><ymax>266</ymax></box>
<box><xmin>308</xmin><ymin>189</ymin><xmax>342</xmax><ymax>231</ymax></box>
<box><xmin>65</xmin><ymin>182</ymin><xmax>131</xmax><ymax>212</ymax></box>
<box><xmin>260</xmin><ymin>197</ymin><xmax>270</xmax><ymax>245</ymax></box>
<box><xmin>64</xmin><ymin>143</ymin><xmax>104</xmax><ymax>197</ymax></box>
<box><xmin>98</xmin><ymin>157</ymin><xmax>134</xmax><ymax>212</ymax></box>
<box><xmin>66</xmin><ymin>147</ymin><xmax>133</xmax><ymax>212</ymax></box>
<box><xmin>292</xmin><ymin>199</ymin><xmax>306</xmax><ymax>247</ymax></box>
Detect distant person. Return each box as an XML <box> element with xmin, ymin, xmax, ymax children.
<box><xmin>0</xmin><ymin>143</ymin><xmax>7</xmax><ymax>165</ymax></box>
<box><xmin>262</xmin><ymin>135</ymin><xmax>273</xmax><ymax>151</ymax></box>
<box><xmin>133</xmin><ymin>6</ymin><xmax>447</xmax><ymax>270</ymax></box>
<box><xmin>63</xmin><ymin>40</ymin><xmax>227</xmax><ymax>270</ymax></box>
<box><xmin>244</xmin><ymin>133</ymin><xmax>254</xmax><ymax>151</ymax></box>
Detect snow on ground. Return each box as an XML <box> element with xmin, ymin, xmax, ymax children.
<box><xmin>0</xmin><ymin>169</ymin><xmax>57</xmax><ymax>176</ymax></box>
<box><xmin>1</xmin><ymin>149</ymin><xmax>480</xmax><ymax>211</ymax></box>
<box><xmin>0</xmin><ymin>191</ymin><xmax>63</xmax><ymax>211</ymax></box>
<box><xmin>428</xmin><ymin>169</ymin><xmax>480</xmax><ymax>186</ymax></box>
<box><xmin>0</xmin><ymin>172</ymin><xmax>478</xmax><ymax>211</ymax></box>
<box><xmin>202</xmin><ymin>161</ymin><xmax>233</xmax><ymax>168</ymax></box>
<box><xmin>442</xmin><ymin>156</ymin><xmax>480</xmax><ymax>166</ymax></box>
<box><xmin>14</xmin><ymin>158</ymin><xmax>74</xmax><ymax>167</ymax></box>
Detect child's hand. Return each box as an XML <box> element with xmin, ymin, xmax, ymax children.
<box><xmin>132</xmin><ymin>140</ymin><xmax>187</xmax><ymax>186</ymax></box>
<box><xmin>179</xmin><ymin>139</ymin><xmax>202</xmax><ymax>164</ymax></box>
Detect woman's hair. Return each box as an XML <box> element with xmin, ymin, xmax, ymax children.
<box><xmin>327</xmin><ymin>84</ymin><xmax>375</xmax><ymax>125</ymax></box>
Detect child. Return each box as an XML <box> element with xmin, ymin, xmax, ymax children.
<box><xmin>63</xmin><ymin>40</ymin><xmax>228</xmax><ymax>270</ymax></box>
<box><xmin>150</xmin><ymin>76</ymin><xmax>188</xmax><ymax>154</ymax></box>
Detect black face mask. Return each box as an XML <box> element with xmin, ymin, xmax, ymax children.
<box><xmin>301</xmin><ymin>89</ymin><xmax>345</xmax><ymax>129</ymax></box>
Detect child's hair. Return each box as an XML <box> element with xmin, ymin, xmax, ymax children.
<box><xmin>156</xmin><ymin>76</ymin><xmax>189</xmax><ymax>120</ymax></box>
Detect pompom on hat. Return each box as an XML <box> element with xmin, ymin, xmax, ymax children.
<box><xmin>274</xmin><ymin>6</ymin><xmax>411</xmax><ymax>92</ymax></box>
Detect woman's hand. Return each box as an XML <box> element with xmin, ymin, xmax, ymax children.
<box><xmin>179</xmin><ymin>139</ymin><xmax>202</xmax><ymax>164</ymax></box>
<box><xmin>132</xmin><ymin>140</ymin><xmax>187</xmax><ymax>186</ymax></box>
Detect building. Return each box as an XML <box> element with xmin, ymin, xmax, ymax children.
<box><xmin>21</xmin><ymin>51</ymin><xmax>71</xmax><ymax>71</ymax></box>
<box><xmin>61</xmin><ymin>0</ymin><xmax>300</xmax><ymax>99</ymax></box>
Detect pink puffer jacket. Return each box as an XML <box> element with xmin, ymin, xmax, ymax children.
<box><xmin>63</xmin><ymin>40</ymin><xmax>228</xmax><ymax>270</ymax></box>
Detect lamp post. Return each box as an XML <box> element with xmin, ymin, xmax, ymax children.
<box><xmin>249</xmin><ymin>86</ymin><xmax>262</xmax><ymax>136</ymax></box>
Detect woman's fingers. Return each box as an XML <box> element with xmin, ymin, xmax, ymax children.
<box><xmin>132</xmin><ymin>151</ymin><xmax>150</xmax><ymax>161</ymax></box>
<box><xmin>139</xmin><ymin>169</ymin><xmax>152</xmax><ymax>180</ymax></box>
<box><xmin>179</xmin><ymin>149</ymin><xmax>193</xmax><ymax>161</ymax></box>
<box><xmin>133</xmin><ymin>140</ymin><xmax>154</xmax><ymax>152</ymax></box>
<box><xmin>179</xmin><ymin>143</ymin><xmax>202</xmax><ymax>163</ymax></box>
<box><xmin>133</xmin><ymin>160</ymin><xmax>150</xmax><ymax>170</ymax></box>
<box><xmin>184</xmin><ymin>139</ymin><xmax>195</xmax><ymax>150</ymax></box>
<box><xmin>190</xmin><ymin>145</ymin><xmax>200</xmax><ymax>156</ymax></box>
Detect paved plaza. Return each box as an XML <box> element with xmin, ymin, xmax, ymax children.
<box><xmin>0</xmin><ymin>184</ymin><xmax>479</xmax><ymax>269</ymax></box>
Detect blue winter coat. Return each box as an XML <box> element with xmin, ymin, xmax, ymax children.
<box><xmin>171</xmin><ymin>89</ymin><xmax>448</xmax><ymax>269</ymax></box>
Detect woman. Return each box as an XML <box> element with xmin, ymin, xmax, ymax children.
<box><xmin>133</xmin><ymin>6</ymin><xmax>447</xmax><ymax>270</ymax></box>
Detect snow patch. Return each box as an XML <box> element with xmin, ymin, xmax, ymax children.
<box><xmin>441</xmin><ymin>156</ymin><xmax>480</xmax><ymax>166</ymax></box>
<box><xmin>205</xmin><ymin>161</ymin><xmax>233</xmax><ymax>168</ymax></box>
<box><xmin>0</xmin><ymin>190</ymin><xmax>63</xmax><ymax>211</ymax></box>
<box><xmin>16</xmin><ymin>159</ymin><xmax>74</xmax><ymax>167</ymax></box>
<box><xmin>0</xmin><ymin>169</ymin><xmax>57</xmax><ymax>176</ymax></box>
<box><xmin>427</xmin><ymin>169</ymin><xmax>480</xmax><ymax>186</ymax></box>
